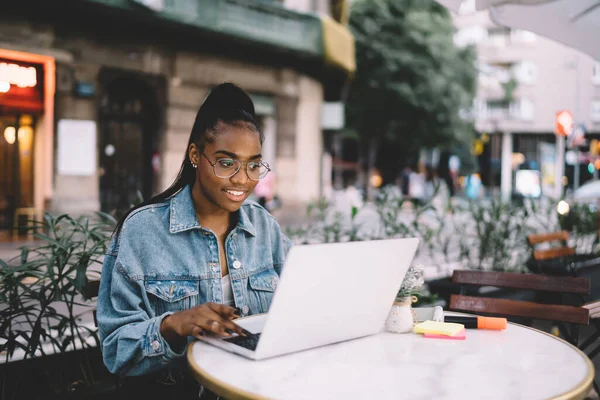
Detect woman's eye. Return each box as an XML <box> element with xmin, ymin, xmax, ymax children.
<box><xmin>218</xmin><ymin>159</ymin><xmax>235</xmax><ymax>168</ymax></box>
<box><xmin>248</xmin><ymin>163</ymin><xmax>260</xmax><ymax>171</ymax></box>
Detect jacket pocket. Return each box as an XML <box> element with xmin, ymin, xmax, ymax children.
<box><xmin>145</xmin><ymin>279</ymin><xmax>199</xmax><ymax>316</ymax></box>
<box><xmin>248</xmin><ymin>269</ymin><xmax>279</xmax><ymax>313</ymax></box>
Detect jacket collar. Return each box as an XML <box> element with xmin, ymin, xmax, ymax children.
<box><xmin>169</xmin><ymin>185</ymin><xmax>256</xmax><ymax>236</ymax></box>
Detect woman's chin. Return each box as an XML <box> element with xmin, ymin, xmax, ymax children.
<box><xmin>219</xmin><ymin>197</ymin><xmax>247</xmax><ymax>213</ymax></box>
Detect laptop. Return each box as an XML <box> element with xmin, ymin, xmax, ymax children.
<box><xmin>201</xmin><ymin>238</ymin><xmax>420</xmax><ymax>360</ymax></box>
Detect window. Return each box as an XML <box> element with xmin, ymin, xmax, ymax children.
<box><xmin>591</xmin><ymin>101</ymin><xmax>600</xmax><ymax>122</ymax></box>
<box><xmin>593</xmin><ymin>63</ymin><xmax>600</xmax><ymax>85</ymax></box>
<box><xmin>471</xmin><ymin>98</ymin><xmax>488</xmax><ymax>119</ymax></box>
<box><xmin>454</xmin><ymin>25</ymin><xmax>488</xmax><ymax>48</ymax></box>
<box><xmin>487</xmin><ymin>100</ymin><xmax>509</xmax><ymax>118</ymax></box>
<box><xmin>513</xmin><ymin>61</ymin><xmax>537</xmax><ymax>84</ymax></box>
<box><xmin>509</xmin><ymin>99</ymin><xmax>534</xmax><ymax>121</ymax></box>
<box><xmin>487</xmin><ymin>27</ymin><xmax>510</xmax><ymax>47</ymax></box>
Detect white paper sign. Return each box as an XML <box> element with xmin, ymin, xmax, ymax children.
<box><xmin>57</xmin><ymin>119</ymin><xmax>97</xmax><ymax>176</ymax></box>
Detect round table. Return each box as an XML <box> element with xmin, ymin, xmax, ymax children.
<box><xmin>187</xmin><ymin>315</ymin><xmax>594</xmax><ymax>400</ymax></box>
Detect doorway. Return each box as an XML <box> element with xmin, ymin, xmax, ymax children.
<box><xmin>0</xmin><ymin>114</ymin><xmax>36</xmax><ymax>237</ymax></box>
<box><xmin>98</xmin><ymin>70</ymin><xmax>162</xmax><ymax>216</ymax></box>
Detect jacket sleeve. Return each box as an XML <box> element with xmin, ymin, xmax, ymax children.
<box><xmin>97</xmin><ymin>237</ymin><xmax>186</xmax><ymax>377</ymax></box>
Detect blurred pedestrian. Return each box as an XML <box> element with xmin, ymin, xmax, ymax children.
<box><xmin>97</xmin><ymin>83</ymin><xmax>292</xmax><ymax>399</ymax></box>
<box><xmin>465</xmin><ymin>172</ymin><xmax>482</xmax><ymax>200</ymax></box>
<box><xmin>399</xmin><ymin>165</ymin><xmax>412</xmax><ymax>197</ymax></box>
<box><xmin>254</xmin><ymin>169</ymin><xmax>279</xmax><ymax>212</ymax></box>
<box><xmin>409</xmin><ymin>163</ymin><xmax>426</xmax><ymax>206</ymax></box>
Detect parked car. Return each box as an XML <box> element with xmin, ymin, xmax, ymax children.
<box><xmin>557</xmin><ymin>180</ymin><xmax>600</xmax><ymax>233</ymax></box>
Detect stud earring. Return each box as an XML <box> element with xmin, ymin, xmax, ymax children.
<box><xmin>192</xmin><ymin>162</ymin><xmax>197</xmax><ymax>169</ymax></box>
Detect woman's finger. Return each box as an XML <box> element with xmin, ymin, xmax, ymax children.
<box><xmin>207</xmin><ymin>302</ymin><xmax>241</xmax><ymax>320</ymax></box>
<box><xmin>204</xmin><ymin>319</ymin><xmax>231</xmax><ymax>335</ymax></box>
<box><xmin>191</xmin><ymin>326</ymin><xmax>205</xmax><ymax>340</ymax></box>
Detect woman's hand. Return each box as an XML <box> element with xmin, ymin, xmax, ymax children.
<box><xmin>160</xmin><ymin>303</ymin><xmax>246</xmax><ymax>346</ymax></box>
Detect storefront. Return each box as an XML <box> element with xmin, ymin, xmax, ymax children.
<box><xmin>0</xmin><ymin>49</ymin><xmax>55</xmax><ymax>237</ymax></box>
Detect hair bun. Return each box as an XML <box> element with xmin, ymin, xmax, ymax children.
<box><xmin>204</xmin><ymin>82</ymin><xmax>256</xmax><ymax>117</ymax></box>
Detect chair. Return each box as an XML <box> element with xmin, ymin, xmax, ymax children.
<box><xmin>449</xmin><ymin>270</ymin><xmax>590</xmax><ymax>343</ymax></box>
<box><xmin>86</xmin><ymin>279</ymin><xmax>101</xmax><ymax>327</ymax></box>
<box><xmin>12</xmin><ymin>207</ymin><xmax>42</xmax><ymax>240</ymax></box>
<box><xmin>526</xmin><ymin>231</ymin><xmax>575</xmax><ymax>274</ymax></box>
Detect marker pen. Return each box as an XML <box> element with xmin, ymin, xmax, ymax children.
<box><xmin>443</xmin><ymin>315</ymin><xmax>507</xmax><ymax>330</ymax></box>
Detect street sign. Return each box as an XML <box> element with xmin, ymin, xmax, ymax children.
<box><xmin>555</xmin><ymin>110</ymin><xmax>573</xmax><ymax>136</ymax></box>
<box><xmin>568</xmin><ymin>123</ymin><xmax>586</xmax><ymax>148</ymax></box>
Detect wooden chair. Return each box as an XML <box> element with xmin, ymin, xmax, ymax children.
<box><xmin>449</xmin><ymin>270</ymin><xmax>590</xmax><ymax>343</ymax></box>
<box><xmin>12</xmin><ymin>207</ymin><xmax>42</xmax><ymax>240</ymax></box>
<box><xmin>86</xmin><ymin>279</ymin><xmax>101</xmax><ymax>327</ymax></box>
<box><xmin>526</xmin><ymin>231</ymin><xmax>575</xmax><ymax>274</ymax></box>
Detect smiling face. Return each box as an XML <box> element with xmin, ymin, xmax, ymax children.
<box><xmin>189</xmin><ymin>123</ymin><xmax>262</xmax><ymax>215</ymax></box>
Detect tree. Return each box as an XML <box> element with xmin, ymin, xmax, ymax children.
<box><xmin>347</xmin><ymin>0</ymin><xmax>477</xmax><ymax>195</ymax></box>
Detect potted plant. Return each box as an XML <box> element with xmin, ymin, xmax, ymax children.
<box><xmin>0</xmin><ymin>212</ymin><xmax>116</xmax><ymax>399</ymax></box>
<box><xmin>384</xmin><ymin>264</ymin><xmax>425</xmax><ymax>333</ymax></box>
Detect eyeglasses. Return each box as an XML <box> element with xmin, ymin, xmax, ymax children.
<box><xmin>201</xmin><ymin>152</ymin><xmax>271</xmax><ymax>181</ymax></box>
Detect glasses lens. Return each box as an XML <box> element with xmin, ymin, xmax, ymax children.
<box><xmin>214</xmin><ymin>159</ymin><xmax>240</xmax><ymax>178</ymax></box>
<box><xmin>247</xmin><ymin>162</ymin><xmax>269</xmax><ymax>180</ymax></box>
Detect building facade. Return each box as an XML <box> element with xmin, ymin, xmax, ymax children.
<box><xmin>453</xmin><ymin>1</ymin><xmax>600</xmax><ymax>199</ymax></box>
<box><xmin>0</xmin><ymin>0</ymin><xmax>355</xmax><ymax>234</ymax></box>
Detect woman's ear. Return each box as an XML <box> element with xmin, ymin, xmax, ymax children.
<box><xmin>189</xmin><ymin>143</ymin><xmax>200</xmax><ymax>167</ymax></box>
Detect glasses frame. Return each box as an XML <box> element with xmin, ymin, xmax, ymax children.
<box><xmin>201</xmin><ymin>152</ymin><xmax>271</xmax><ymax>181</ymax></box>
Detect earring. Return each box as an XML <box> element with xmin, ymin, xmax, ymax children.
<box><xmin>192</xmin><ymin>162</ymin><xmax>197</xmax><ymax>169</ymax></box>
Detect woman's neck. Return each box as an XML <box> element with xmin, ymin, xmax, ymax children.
<box><xmin>191</xmin><ymin>184</ymin><xmax>232</xmax><ymax>236</ymax></box>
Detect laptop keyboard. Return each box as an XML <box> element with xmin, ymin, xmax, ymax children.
<box><xmin>223</xmin><ymin>332</ymin><xmax>261</xmax><ymax>351</ymax></box>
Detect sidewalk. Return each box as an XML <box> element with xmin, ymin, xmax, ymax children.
<box><xmin>0</xmin><ymin>239</ymin><xmax>31</xmax><ymax>265</ymax></box>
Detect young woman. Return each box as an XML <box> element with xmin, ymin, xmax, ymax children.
<box><xmin>97</xmin><ymin>82</ymin><xmax>292</xmax><ymax>398</ymax></box>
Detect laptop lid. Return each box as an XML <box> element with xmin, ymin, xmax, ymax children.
<box><xmin>254</xmin><ymin>238</ymin><xmax>420</xmax><ymax>359</ymax></box>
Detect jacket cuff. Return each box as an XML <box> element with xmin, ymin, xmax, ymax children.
<box><xmin>145</xmin><ymin>313</ymin><xmax>186</xmax><ymax>361</ymax></box>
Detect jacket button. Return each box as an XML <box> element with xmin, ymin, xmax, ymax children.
<box><xmin>232</xmin><ymin>260</ymin><xmax>242</xmax><ymax>269</ymax></box>
<box><xmin>242</xmin><ymin>305</ymin><xmax>249</xmax><ymax>314</ymax></box>
<box><xmin>152</xmin><ymin>340</ymin><xmax>160</xmax><ymax>351</ymax></box>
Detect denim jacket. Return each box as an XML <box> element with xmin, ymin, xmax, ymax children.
<box><xmin>97</xmin><ymin>185</ymin><xmax>292</xmax><ymax>376</ymax></box>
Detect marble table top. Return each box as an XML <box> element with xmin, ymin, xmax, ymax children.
<box><xmin>188</xmin><ymin>317</ymin><xmax>594</xmax><ymax>400</ymax></box>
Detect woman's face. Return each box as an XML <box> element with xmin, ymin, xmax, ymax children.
<box><xmin>190</xmin><ymin>124</ymin><xmax>262</xmax><ymax>214</ymax></box>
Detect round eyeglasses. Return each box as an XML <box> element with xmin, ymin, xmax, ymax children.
<box><xmin>201</xmin><ymin>152</ymin><xmax>271</xmax><ymax>181</ymax></box>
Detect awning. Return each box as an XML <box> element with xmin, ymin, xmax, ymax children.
<box><xmin>436</xmin><ymin>0</ymin><xmax>600</xmax><ymax>60</ymax></box>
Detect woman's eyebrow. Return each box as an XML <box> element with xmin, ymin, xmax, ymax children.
<box><xmin>214</xmin><ymin>150</ymin><xmax>262</xmax><ymax>160</ymax></box>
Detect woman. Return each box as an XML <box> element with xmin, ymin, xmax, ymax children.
<box><xmin>97</xmin><ymin>82</ymin><xmax>292</xmax><ymax>398</ymax></box>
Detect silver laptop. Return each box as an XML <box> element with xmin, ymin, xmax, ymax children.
<box><xmin>201</xmin><ymin>238</ymin><xmax>420</xmax><ymax>360</ymax></box>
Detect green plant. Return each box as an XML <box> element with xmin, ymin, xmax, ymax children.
<box><xmin>396</xmin><ymin>264</ymin><xmax>425</xmax><ymax>299</ymax></box>
<box><xmin>0</xmin><ymin>212</ymin><xmax>116</xmax><ymax>397</ymax></box>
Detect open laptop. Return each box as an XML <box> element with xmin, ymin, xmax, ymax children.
<box><xmin>201</xmin><ymin>238</ymin><xmax>420</xmax><ymax>360</ymax></box>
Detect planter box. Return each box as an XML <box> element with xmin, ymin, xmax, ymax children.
<box><xmin>0</xmin><ymin>346</ymin><xmax>118</xmax><ymax>400</ymax></box>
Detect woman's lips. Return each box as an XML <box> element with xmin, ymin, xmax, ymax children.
<box><xmin>223</xmin><ymin>189</ymin><xmax>246</xmax><ymax>202</ymax></box>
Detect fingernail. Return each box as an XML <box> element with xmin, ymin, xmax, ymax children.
<box><xmin>224</xmin><ymin>328</ymin><xmax>234</xmax><ymax>335</ymax></box>
<box><xmin>241</xmin><ymin>328</ymin><xmax>253</xmax><ymax>337</ymax></box>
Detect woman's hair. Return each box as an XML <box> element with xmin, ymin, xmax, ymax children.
<box><xmin>113</xmin><ymin>82</ymin><xmax>263</xmax><ymax>237</ymax></box>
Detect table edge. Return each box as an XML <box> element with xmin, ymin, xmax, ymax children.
<box><xmin>187</xmin><ymin>342</ymin><xmax>269</xmax><ymax>400</ymax></box>
<box><xmin>517</xmin><ymin>324</ymin><xmax>594</xmax><ymax>400</ymax></box>
<box><xmin>186</xmin><ymin>321</ymin><xmax>595</xmax><ymax>400</ymax></box>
